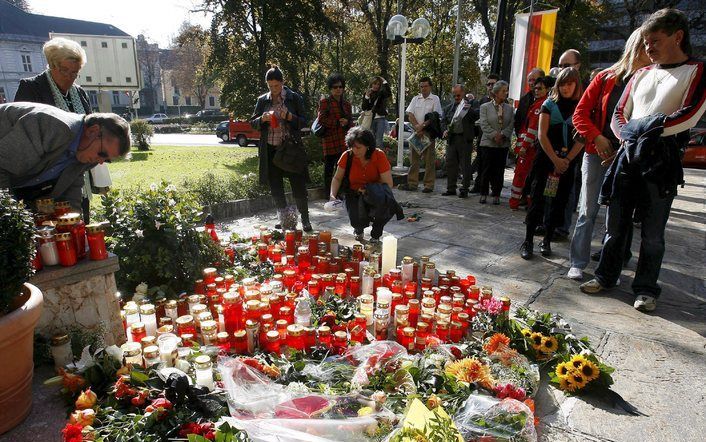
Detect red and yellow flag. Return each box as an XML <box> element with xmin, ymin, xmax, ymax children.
<box><xmin>509</xmin><ymin>9</ymin><xmax>558</xmax><ymax>100</ymax></box>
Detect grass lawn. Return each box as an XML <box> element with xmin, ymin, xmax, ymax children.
<box><xmin>106</xmin><ymin>144</ymin><xmax>259</xmax><ymax>191</ymax></box>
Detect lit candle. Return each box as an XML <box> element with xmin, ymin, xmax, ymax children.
<box><xmin>381</xmin><ymin>235</ymin><xmax>397</xmax><ymax>275</ymax></box>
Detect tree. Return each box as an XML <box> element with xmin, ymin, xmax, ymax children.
<box><xmin>6</xmin><ymin>0</ymin><xmax>30</xmax><ymax>11</ymax></box>
<box><xmin>136</xmin><ymin>35</ymin><xmax>161</xmax><ymax>113</ymax></box>
<box><xmin>171</xmin><ymin>23</ymin><xmax>218</xmax><ymax>109</ymax></box>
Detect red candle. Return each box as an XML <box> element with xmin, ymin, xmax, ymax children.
<box><xmin>257</xmin><ymin>242</ymin><xmax>268</xmax><ymax>262</ymax></box>
<box><xmin>286</xmin><ymin>324</ymin><xmax>305</xmax><ymax>351</ymax></box>
<box><xmin>232</xmin><ymin>330</ymin><xmax>247</xmax><ymax>354</ymax></box>
<box><xmin>398</xmin><ymin>327</ymin><xmax>416</xmax><ymax>352</ymax></box>
<box><xmin>335</xmin><ymin>276</ymin><xmax>346</xmax><ymax>297</ymax></box>
<box><xmin>303</xmin><ymin>326</ymin><xmax>316</xmax><ymax>351</ymax></box>
<box><xmin>318</xmin><ymin>326</ymin><xmax>332</xmax><ymax>348</ymax></box>
<box><xmin>55</xmin><ymin>232</ymin><xmax>77</xmax><ymax>267</ymax></box>
<box><xmin>203</xmin><ymin>267</ymin><xmax>217</xmax><ymax>285</ymax></box>
<box><xmin>307</xmin><ymin>279</ymin><xmax>320</xmax><ymax>298</ymax></box>
<box><xmin>283</xmin><ymin>270</ymin><xmax>296</xmax><ymax>290</ymax></box>
<box><xmin>308</xmin><ymin>233</ymin><xmax>319</xmax><ymax>256</ymax></box>
<box><xmin>86</xmin><ymin>223</ymin><xmax>108</xmax><ymax>260</ymax></box>
<box><xmin>266</xmin><ymin>330</ymin><xmax>281</xmax><ymax>354</ymax></box>
<box><xmin>450</xmin><ymin>321</ymin><xmax>463</xmax><ymax>343</ymax></box>
<box><xmin>435</xmin><ymin>321</ymin><xmax>450</xmax><ymax>343</ymax></box>
<box><xmin>332</xmin><ymin>331</ymin><xmax>347</xmax><ymax>355</ymax></box>
<box><xmin>468</xmin><ymin>285</ymin><xmax>480</xmax><ymax>300</ymax></box>
<box><xmin>350</xmin><ymin>324</ymin><xmax>366</xmax><ymax>344</ymax></box>
<box><xmin>349</xmin><ymin>276</ymin><xmax>361</xmax><ymax>298</ymax></box>
<box><xmin>285</xmin><ymin>230</ymin><xmax>296</xmax><ymax>255</ymax></box>
<box><xmin>408</xmin><ymin>299</ymin><xmax>420</xmax><ymax>328</ymax></box>
<box><xmin>175</xmin><ymin>315</ymin><xmax>196</xmax><ymax>337</ymax></box>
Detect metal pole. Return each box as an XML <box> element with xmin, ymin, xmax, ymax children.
<box><xmin>394</xmin><ymin>39</ymin><xmax>408</xmax><ymax>172</ymax></box>
<box><xmin>452</xmin><ymin>0</ymin><xmax>463</xmax><ymax>85</ymax></box>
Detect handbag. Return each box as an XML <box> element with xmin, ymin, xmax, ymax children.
<box><xmin>273</xmin><ymin>137</ymin><xmax>309</xmax><ymax>174</ymax></box>
<box><xmin>311</xmin><ymin>116</ymin><xmax>326</xmax><ymax>137</ymax></box>
<box><xmin>357</xmin><ymin>95</ymin><xmax>379</xmax><ymax>130</ymax></box>
<box><xmin>338</xmin><ymin>150</ymin><xmax>355</xmax><ymax>198</ymax></box>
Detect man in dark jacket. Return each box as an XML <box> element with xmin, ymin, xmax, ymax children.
<box><xmin>513</xmin><ymin>68</ymin><xmax>545</xmax><ymax>136</ymax></box>
<box><xmin>442</xmin><ymin>84</ymin><xmax>476</xmax><ymax>198</ymax></box>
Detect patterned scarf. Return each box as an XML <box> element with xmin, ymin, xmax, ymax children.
<box><xmin>46</xmin><ymin>70</ymin><xmax>86</xmax><ymax>115</ymax></box>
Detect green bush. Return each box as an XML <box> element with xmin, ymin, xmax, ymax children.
<box><xmin>130</xmin><ymin>119</ymin><xmax>154</xmax><ymax>151</ymax></box>
<box><xmin>0</xmin><ymin>190</ymin><xmax>36</xmax><ymax>313</ymax></box>
<box><xmin>102</xmin><ymin>182</ymin><xmax>226</xmax><ymax>299</ymax></box>
<box><xmin>182</xmin><ymin>172</ymin><xmax>269</xmax><ymax>206</ymax></box>
<box><xmin>302</xmin><ymin>135</ymin><xmax>324</xmax><ymax>163</ymax></box>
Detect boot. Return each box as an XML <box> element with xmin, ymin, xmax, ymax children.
<box><xmin>295</xmin><ymin>198</ymin><xmax>313</xmax><ymax>232</ymax></box>
<box><xmin>276</xmin><ymin>205</ymin><xmax>298</xmax><ymax>231</ymax></box>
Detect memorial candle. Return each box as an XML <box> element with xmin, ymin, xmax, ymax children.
<box><xmin>380</xmin><ymin>235</ymin><xmax>397</xmax><ymax>275</ymax></box>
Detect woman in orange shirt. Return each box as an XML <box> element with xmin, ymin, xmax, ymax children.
<box><xmin>329</xmin><ymin>127</ymin><xmax>394</xmax><ymax>243</ymax></box>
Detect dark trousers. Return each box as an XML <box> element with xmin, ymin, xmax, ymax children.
<box><xmin>267</xmin><ymin>145</ymin><xmax>308</xmax><ymax>210</ymax></box>
<box><xmin>525</xmin><ymin>153</ymin><xmax>577</xmax><ymax>243</ymax></box>
<box><xmin>345</xmin><ymin>192</ymin><xmax>386</xmax><ymax>239</ymax></box>
<box><xmin>446</xmin><ymin>134</ymin><xmax>472</xmax><ymax>191</ymax></box>
<box><xmin>478</xmin><ymin>146</ymin><xmax>508</xmax><ymax>197</ymax></box>
<box><xmin>324</xmin><ymin>153</ymin><xmax>341</xmax><ymax>198</ymax></box>
<box><xmin>595</xmin><ymin>174</ymin><xmax>673</xmax><ymax>298</ymax></box>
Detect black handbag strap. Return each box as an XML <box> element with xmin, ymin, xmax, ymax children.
<box><xmin>339</xmin><ymin>150</ymin><xmax>354</xmax><ymax>197</ymax></box>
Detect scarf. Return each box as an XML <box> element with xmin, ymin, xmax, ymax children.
<box><xmin>46</xmin><ymin>70</ymin><xmax>86</xmax><ymax>115</ymax></box>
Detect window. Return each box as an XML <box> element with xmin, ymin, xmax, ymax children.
<box><xmin>86</xmin><ymin>76</ymin><xmax>92</xmax><ymax>82</ymax></box>
<box><xmin>126</xmin><ymin>77</ymin><xmax>132</xmax><ymax>83</ymax></box>
<box><xmin>209</xmin><ymin>96</ymin><xmax>215</xmax><ymax>107</ymax></box>
<box><xmin>21</xmin><ymin>54</ymin><xmax>32</xmax><ymax>72</ymax></box>
<box><xmin>172</xmin><ymin>96</ymin><xmax>179</xmax><ymax>106</ymax></box>
<box><xmin>122</xmin><ymin>42</ymin><xmax>128</xmax><ymax>49</ymax></box>
<box><xmin>174</xmin><ymin>86</ymin><xmax>180</xmax><ymax>95</ymax></box>
<box><xmin>88</xmin><ymin>91</ymin><xmax>98</xmax><ymax>106</ymax></box>
<box><xmin>101</xmin><ymin>42</ymin><xmax>108</xmax><ymax>48</ymax></box>
<box><xmin>185</xmin><ymin>96</ymin><xmax>191</xmax><ymax>105</ymax></box>
<box><xmin>112</xmin><ymin>91</ymin><xmax>121</xmax><ymax>105</ymax></box>
<box><xmin>106</xmin><ymin>76</ymin><xmax>112</xmax><ymax>82</ymax></box>
<box><xmin>80</xmin><ymin>41</ymin><xmax>87</xmax><ymax>47</ymax></box>
<box><xmin>0</xmin><ymin>87</ymin><xmax>6</xmax><ymax>104</ymax></box>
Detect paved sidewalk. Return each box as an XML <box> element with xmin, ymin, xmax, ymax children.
<box><xmin>221</xmin><ymin>167</ymin><xmax>706</xmax><ymax>442</ymax></box>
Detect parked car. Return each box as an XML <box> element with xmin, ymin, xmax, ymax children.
<box><xmin>144</xmin><ymin>113</ymin><xmax>168</xmax><ymax>124</ymax></box>
<box><xmin>216</xmin><ymin>120</ymin><xmax>260</xmax><ymax>146</ymax></box>
<box><xmin>186</xmin><ymin>109</ymin><xmax>226</xmax><ymax>120</ymax></box>
<box><xmin>683</xmin><ymin>129</ymin><xmax>706</xmax><ymax>169</ymax></box>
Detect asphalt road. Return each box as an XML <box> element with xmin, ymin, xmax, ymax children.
<box><xmin>151</xmin><ymin>133</ymin><xmax>257</xmax><ymax>147</ymax></box>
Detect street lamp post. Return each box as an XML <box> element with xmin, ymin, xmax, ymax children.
<box><xmin>386</xmin><ymin>15</ymin><xmax>431</xmax><ymax>172</ymax></box>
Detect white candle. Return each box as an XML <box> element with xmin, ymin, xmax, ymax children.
<box><xmin>381</xmin><ymin>235</ymin><xmax>398</xmax><ymax>275</ymax></box>
<box><xmin>359</xmin><ymin>260</ymin><xmax>369</xmax><ymax>278</ymax></box>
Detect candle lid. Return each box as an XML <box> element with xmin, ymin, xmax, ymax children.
<box><xmin>85</xmin><ymin>223</ymin><xmax>107</xmax><ymax>234</ymax></box>
<box><xmin>200</xmin><ymin>320</ymin><xmax>218</xmax><ymax>332</ymax></box>
<box><xmin>143</xmin><ymin>345</ymin><xmax>159</xmax><ymax>359</ymax></box>
<box><xmin>51</xmin><ymin>334</ymin><xmax>70</xmax><ymax>346</ymax></box>
<box><xmin>175</xmin><ymin>315</ymin><xmax>194</xmax><ymax>325</ymax></box>
<box><xmin>141</xmin><ymin>336</ymin><xmax>157</xmax><ymax>347</ymax></box>
<box><xmin>130</xmin><ymin>322</ymin><xmax>146</xmax><ymax>332</ymax></box>
<box><xmin>139</xmin><ymin>304</ymin><xmax>156</xmax><ymax>315</ymax></box>
<box><xmin>121</xmin><ymin>342</ymin><xmax>142</xmax><ymax>357</ymax></box>
<box><xmin>287</xmin><ymin>324</ymin><xmax>304</xmax><ymax>336</ymax></box>
<box><xmin>194</xmin><ymin>354</ymin><xmax>212</xmax><ymax>369</ymax></box>
<box><xmin>266</xmin><ymin>330</ymin><xmax>280</xmax><ymax>341</ymax></box>
<box><xmin>333</xmin><ymin>330</ymin><xmax>347</xmax><ymax>340</ymax></box>
<box><xmin>234</xmin><ymin>330</ymin><xmax>247</xmax><ymax>339</ymax></box>
<box><xmin>56</xmin><ymin>213</ymin><xmax>81</xmax><ymax>225</ymax></box>
<box><xmin>55</xmin><ymin>232</ymin><xmax>72</xmax><ymax>241</ymax></box>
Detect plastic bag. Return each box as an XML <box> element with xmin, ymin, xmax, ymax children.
<box><xmin>452</xmin><ymin>395</ymin><xmax>537</xmax><ymax>442</ymax></box>
<box><xmin>344</xmin><ymin>341</ymin><xmax>408</xmax><ymax>388</ymax></box>
<box><xmin>219</xmin><ymin>357</ymin><xmax>291</xmax><ymax>417</ymax></box>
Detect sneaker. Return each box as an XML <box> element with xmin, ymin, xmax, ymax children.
<box><xmin>422</xmin><ymin>188</ymin><xmax>433</xmax><ymax>193</ymax></box>
<box><xmin>398</xmin><ymin>184</ymin><xmax>417</xmax><ymax>191</ymax></box>
<box><xmin>534</xmin><ymin>225</ymin><xmax>545</xmax><ymax>236</ymax></box>
<box><xmin>567</xmin><ymin>267</ymin><xmax>583</xmax><ymax>280</ymax></box>
<box><xmin>633</xmin><ymin>294</ymin><xmax>656</xmax><ymax>312</ymax></box>
<box><xmin>579</xmin><ymin>279</ymin><xmax>605</xmax><ymax>295</ymax></box>
<box><xmin>442</xmin><ymin>190</ymin><xmax>456</xmax><ymax>196</ymax></box>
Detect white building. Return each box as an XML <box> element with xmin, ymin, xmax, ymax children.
<box><xmin>0</xmin><ymin>0</ymin><xmax>139</xmax><ymax>114</ymax></box>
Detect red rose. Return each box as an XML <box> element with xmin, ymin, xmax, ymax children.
<box><xmin>450</xmin><ymin>346</ymin><xmax>463</xmax><ymax>359</ymax></box>
<box><xmin>62</xmin><ymin>423</ymin><xmax>83</xmax><ymax>442</ymax></box>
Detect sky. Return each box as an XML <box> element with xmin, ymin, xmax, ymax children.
<box><xmin>28</xmin><ymin>0</ymin><xmax>213</xmax><ymax>48</ymax></box>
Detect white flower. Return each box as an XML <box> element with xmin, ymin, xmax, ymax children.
<box><xmin>135</xmin><ymin>229</ymin><xmax>144</xmax><ymax>238</ymax></box>
<box><xmin>168</xmin><ymin>198</ymin><xmax>176</xmax><ymax>206</ymax></box>
<box><xmin>165</xmin><ymin>184</ymin><xmax>177</xmax><ymax>192</ymax></box>
<box><xmin>284</xmin><ymin>382</ymin><xmax>310</xmax><ymax>394</ymax></box>
<box><xmin>155</xmin><ymin>220</ymin><xmax>163</xmax><ymax>230</ymax></box>
<box><xmin>105</xmin><ymin>345</ymin><xmax>123</xmax><ymax>363</ymax></box>
<box><xmin>149</xmin><ymin>183</ymin><xmax>158</xmax><ymax>191</ymax></box>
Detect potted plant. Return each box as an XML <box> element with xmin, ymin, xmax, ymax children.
<box><xmin>0</xmin><ymin>190</ymin><xmax>44</xmax><ymax>434</ymax></box>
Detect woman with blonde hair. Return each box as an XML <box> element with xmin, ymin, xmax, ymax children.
<box><xmin>520</xmin><ymin>67</ymin><xmax>584</xmax><ymax>260</ymax></box>
<box><xmin>566</xmin><ymin>28</ymin><xmax>651</xmax><ymax>280</ymax></box>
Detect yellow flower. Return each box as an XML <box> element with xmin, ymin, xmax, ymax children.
<box><xmin>558</xmin><ymin>377</ymin><xmax>573</xmax><ymax>392</ymax></box>
<box><xmin>69</xmin><ymin>408</ymin><xmax>96</xmax><ymax>426</ymax></box>
<box><xmin>521</xmin><ymin>328</ymin><xmax>532</xmax><ymax>338</ymax></box>
<box><xmin>579</xmin><ymin>359</ymin><xmax>600</xmax><ymax>382</ymax></box>
<box><xmin>358</xmin><ymin>406</ymin><xmax>374</xmax><ymax>417</ymax></box>
<box><xmin>540</xmin><ymin>336</ymin><xmax>559</xmax><ymax>354</ymax></box>
<box><xmin>445</xmin><ymin>357</ymin><xmax>495</xmax><ymax>390</ymax></box>
<box><xmin>75</xmin><ymin>388</ymin><xmax>97</xmax><ymax>410</ymax></box>
<box><xmin>568</xmin><ymin>369</ymin><xmax>588</xmax><ymax>391</ymax></box>
<box><xmin>426</xmin><ymin>394</ymin><xmax>442</xmax><ymax>409</ymax></box>
<box><xmin>569</xmin><ymin>354</ymin><xmax>588</xmax><ymax>370</ymax></box>
<box><xmin>530</xmin><ymin>332</ymin><xmax>544</xmax><ymax>350</ymax></box>
<box><xmin>555</xmin><ymin>362</ymin><xmax>570</xmax><ymax>378</ymax></box>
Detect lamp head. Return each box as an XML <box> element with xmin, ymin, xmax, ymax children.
<box><xmin>410</xmin><ymin>18</ymin><xmax>431</xmax><ymax>39</ymax></box>
<box><xmin>386</xmin><ymin>15</ymin><xmax>409</xmax><ymax>40</ymax></box>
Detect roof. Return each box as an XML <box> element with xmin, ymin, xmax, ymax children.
<box><xmin>0</xmin><ymin>0</ymin><xmax>130</xmax><ymax>39</ymax></box>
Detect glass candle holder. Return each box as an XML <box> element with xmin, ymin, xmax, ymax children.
<box><xmin>130</xmin><ymin>322</ymin><xmax>147</xmax><ymax>343</ymax></box>
<box><xmin>317</xmin><ymin>326</ymin><xmax>332</xmax><ymax>348</ymax></box>
<box><xmin>139</xmin><ymin>304</ymin><xmax>158</xmax><ymax>337</ymax></box>
<box><xmin>143</xmin><ymin>345</ymin><xmax>160</xmax><ymax>367</ymax></box>
<box><xmin>175</xmin><ymin>315</ymin><xmax>196</xmax><ymax>337</ymax></box>
<box><xmin>50</xmin><ymin>334</ymin><xmax>73</xmax><ymax>369</ymax></box>
<box><xmin>233</xmin><ymin>330</ymin><xmax>247</xmax><ymax>354</ymax></box>
<box><xmin>200</xmin><ymin>320</ymin><xmax>218</xmax><ymax>345</ymax></box>
<box><xmin>332</xmin><ymin>330</ymin><xmax>348</xmax><ymax>355</ymax></box>
<box><xmin>286</xmin><ymin>324</ymin><xmax>305</xmax><ymax>351</ymax></box>
<box><xmin>157</xmin><ymin>333</ymin><xmax>179</xmax><ymax>367</ymax></box>
<box><xmin>246</xmin><ymin>320</ymin><xmax>259</xmax><ymax>354</ymax></box>
<box><xmin>121</xmin><ymin>342</ymin><xmax>142</xmax><ymax>366</ymax></box>
<box><xmin>57</xmin><ymin>212</ymin><xmax>85</xmax><ymax>260</ymax></box>
<box><xmin>86</xmin><ymin>223</ymin><xmax>109</xmax><ymax>260</ymax></box>
<box><xmin>194</xmin><ymin>355</ymin><xmax>214</xmax><ymax>390</ymax></box>
<box><xmin>203</xmin><ymin>267</ymin><xmax>218</xmax><ymax>285</ymax></box>
<box><xmin>55</xmin><ymin>232</ymin><xmax>77</xmax><ymax>267</ymax></box>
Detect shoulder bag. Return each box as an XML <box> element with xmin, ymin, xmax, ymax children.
<box><xmin>273</xmin><ymin>136</ymin><xmax>309</xmax><ymax>175</ymax></box>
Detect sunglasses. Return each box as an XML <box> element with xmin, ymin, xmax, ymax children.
<box><xmin>331</xmin><ymin>85</ymin><xmax>344</xmax><ymax>89</ymax></box>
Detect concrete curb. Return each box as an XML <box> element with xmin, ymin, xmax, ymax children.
<box><xmin>204</xmin><ymin>187</ymin><xmax>328</xmax><ymax>219</ymax></box>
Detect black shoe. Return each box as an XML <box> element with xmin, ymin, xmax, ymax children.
<box><xmin>302</xmin><ymin>222</ymin><xmax>313</xmax><ymax>232</ymax></box>
<box><xmin>442</xmin><ymin>190</ymin><xmax>456</xmax><ymax>196</ymax></box>
<box><xmin>422</xmin><ymin>188</ymin><xmax>433</xmax><ymax>193</ymax></box>
<box><xmin>274</xmin><ymin>223</ymin><xmax>282</xmax><ymax>230</ymax></box>
<box><xmin>398</xmin><ymin>184</ymin><xmax>418</xmax><ymax>191</ymax></box>
<box><xmin>534</xmin><ymin>225</ymin><xmax>545</xmax><ymax>236</ymax></box>
<box><xmin>492</xmin><ymin>196</ymin><xmax>500</xmax><ymax>205</ymax></box>
<box><xmin>520</xmin><ymin>241</ymin><xmax>534</xmax><ymax>260</ymax></box>
<box><xmin>539</xmin><ymin>240</ymin><xmax>552</xmax><ymax>257</ymax></box>
<box><xmin>479</xmin><ymin>196</ymin><xmax>487</xmax><ymax>204</ymax></box>
<box><xmin>591</xmin><ymin>251</ymin><xmax>601</xmax><ymax>262</ymax></box>
<box><xmin>459</xmin><ymin>190</ymin><xmax>468</xmax><ymax>198</ymax></box>
<box><xmin>469</xmin><ymin>187</ymin><xmax>480</xmax><ymax>194</ymax></box>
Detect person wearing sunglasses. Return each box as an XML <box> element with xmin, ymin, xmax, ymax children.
<box><xmin>15</xmin><ymin>37</ymin><xmax>112</xmax><ymax>223</ymax></box>
<box><xmin>0</xmin><ymin>102</ymin><xmax>131</xmax><ymax>213</ymax></box>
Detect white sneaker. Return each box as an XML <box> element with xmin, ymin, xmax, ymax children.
<box><xmin>567</xmin><ymin>267</ymin><xmax>583</xmax><ymax>280</ymax></box>
<box><xmin>634</xmin><ymin>295</ymin><xmax>656</xmax><ymax>312</ymax></box>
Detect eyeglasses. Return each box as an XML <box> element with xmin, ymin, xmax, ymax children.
<box><xmin>486</xmin><ymin>82</ymin><xmax>497</xmax><ymax>87</ymax></box>
<box><xmin>56</xmin><ymin>65</ymin><xmax>80</xmax><ymax>77</ymax></box>
<box><xmin>558</xmin><ymin>63</ymin><xmax>578</xmax><ymax>68</ymax></box>
<box><xmin>331</xmin><ymin>85</ymin><xmax>344</xmax><ymax>89</ymax></box>
<box><xmin>96</xmin><ymin>132</ymin><xmax>112</xmax><ymax>163</ymax></box>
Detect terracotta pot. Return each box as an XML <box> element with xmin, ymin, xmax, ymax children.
<box><xmin>0</xmin><ymin>283</ymin><xmax>44</xmax><ymax>434</ymax></box>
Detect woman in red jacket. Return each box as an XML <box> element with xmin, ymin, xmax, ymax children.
<box><xmin>566</xmin><ymin>29</ymin><xmax>650</xmax><ymax>280</ymax></box>
<box><xmin>509</xmin><ymin>76</ymin><xmax>554</xmax><ymax>210</ymax></box>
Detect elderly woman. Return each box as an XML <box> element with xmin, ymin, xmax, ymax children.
<box><xmin>14</xmin><ymin>37</ymin><xmax>108</xmax><ymax>223</ymax></box>
<box><xmin>250</xmin><ymin>66</ymin><xmax>311</xmax><ymax>232</ymax></box>
<box><xmin>329</xmin><ymin>127</ymin><xmax>400</xmax><ymax>244</ymax></box>
<box><xmin>478</xmin><ymin>80</ymin><xmax>514</xmax><ymax>204</ymax></box>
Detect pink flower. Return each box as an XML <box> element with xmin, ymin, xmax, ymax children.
<box><xmin>493</xmin><ymin>383</ymin><xmax>527</xmax><ymax>401</ymax></box>
<box><xmin>479</xmin><ymin>297</ymin><xmax>503</xmax><ymax>315</ymax></box>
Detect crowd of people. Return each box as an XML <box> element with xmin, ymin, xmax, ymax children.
<box><xmin>252</xmin><ymin>8</ymin><xmax>703</xmax><ymax>314</ymax></box>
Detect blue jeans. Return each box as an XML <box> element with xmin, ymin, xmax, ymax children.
<box><xmin>570</xmin><ymin>153</ymin><xmax>605</xmax><ymax>269</ymax></box>
<box><xmin>372</xmin><ymin>117</ymin><xmax>387</xmax><ymax>148</ymax></box>
<box><xmin>595</xmin><ymin>172</ymin><xmax>674</xmax><ymax>298</ymax></box>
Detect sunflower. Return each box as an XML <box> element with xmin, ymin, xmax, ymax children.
<box><xmin>569</xmin><ymin>354</ymin><xmax>588</xmax><ymax>370</ymax></box>
<box><xmin>540</xmin><ymin>336</ymin><xmax>559</xmax><ymax>354</ymax></box>
<box><xmin>530</xmin><ymin>332</ymin><xmax>544</xmax><ymax>350</ymax></box>
<box><xmin>521</xmin><ymin>328</ymin><xmax>532</xmax><ymax>338</ymax></box>
<box><xmin>483</xmin><ymin>333</ymin><xmax>511</xmax><ymax>354</ymax></box>
<box><xmin>445</xmin><ymin>357</ymin><xmax>495</xmax><ymax>390</ymax></box>
<box><xmin>558</xmin><ymin>377</ymin><xmax>575</xmax><ymax>392</ymax></box>
<box><xmin>579</xmin><ymin>359</ymin><xmax>600</xmax><ymax>382</ymax></box>
<box><xmin>555</xmin><ymin>362</ymin><xmax>570</xmax><ymax>378</ymax></box>
<box><xmin>568</xmin><ymin>369</ymin><xmax>588</xmax><ymax>390</ymax></box>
